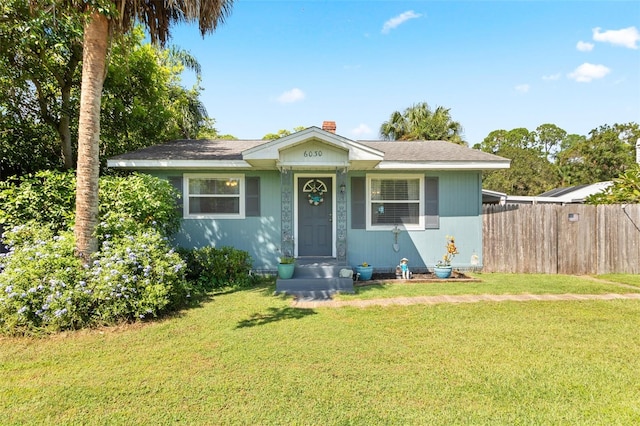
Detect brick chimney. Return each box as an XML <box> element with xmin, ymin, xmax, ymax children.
<box><xmin>322</xmin><ymin>121</ymin><xmax>336</xmax><ymax>133</ymax></box>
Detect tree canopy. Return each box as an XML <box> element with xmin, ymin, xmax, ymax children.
<box><xmin>263</xmin><ymin>126</ymin><xmax>305</xmax><ymax>140</ymax></box>
<box><xmin>380</xmin><ymin>102</ymin><xmax>465</xmax><ymax>144</ymax></box>
<box><xmin>0</xmin><ymin>2</ymin><xmax>221</xmax><ymax>178</ymax></box>
<box><xmin>475</xmin><ymin>122</ymin><xmax>639</xmax><ymax>197</ymax></box>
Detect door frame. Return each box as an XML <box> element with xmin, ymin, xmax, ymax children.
<box><xmin>293</xmin><ymin>172</ymin><xmax>336</xmax><ymax>258</ymax></box>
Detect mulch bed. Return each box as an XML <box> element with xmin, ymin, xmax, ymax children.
<box><xmin>355</xmin><ymin>270</ymin><xmax>480</xmax><ymax>286</ymax></box>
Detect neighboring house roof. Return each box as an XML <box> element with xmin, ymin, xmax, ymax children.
<box><xmin>107</xmin><ymin>126</ymin><xmax>510</xmax><ymax>171</ymax></box>
<box><xmin>483</xmin><ymin>181</ymin><xmax>612</xmax><ymax>205</ymax></box>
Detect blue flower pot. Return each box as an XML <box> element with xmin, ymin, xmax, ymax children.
<box><xmin>434</xmin><ymin>266</ymin><xmax>452</xmax><ymax>279</ymax></box>
<box><xmin>277</xmin><ymin>263</ymin><xmax>295</xmax><ymax>279</ymax></box>
<box><xmin>355</xmin><ymin>266</ymin><xmax>373</xmax><ymax>281</ymax></box>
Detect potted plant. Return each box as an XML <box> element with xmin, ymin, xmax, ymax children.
<box><xmin>277</xmin><ymin>255</ymin><xmax>296</xmax><ymax>279</ymax></box>
<box><xmin>355</xmin><ymin>262</ymin><xmax>373</xmax><ymax>281</ymax></box>
<box><xmin>434</xmin><ymin>235</ymin><xmax>459</xmax><ymax>279</ymax></box>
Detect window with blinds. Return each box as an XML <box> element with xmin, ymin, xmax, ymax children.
<box><xmin>184</xmin><ymin>174</ymin><xmax>245</xmax><ymax>218</ymax></box>
<box><xmin>367</xmin><ymin>175</ymin><xmax>424</xmax><ymax>229</ymax></box>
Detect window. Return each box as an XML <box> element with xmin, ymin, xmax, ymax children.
<box><xmin>367</xmin><ymin>175</ymin><xmax>424</xmax><ymax>230</ymax></box>
<box><xmin>184</xmin><ymin>174</ymin><xmax>245</xmax><ymax>218</ymax></box>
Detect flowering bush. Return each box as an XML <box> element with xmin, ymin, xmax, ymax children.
<box><xmin>0</xmin><ymin>225</ymin><xmax>188</xmax><ymax>335</ymax></box>
<box><xmin>0</xmin><ymin>227</ymin><xmax>91</xmax><ymax>334</ymax></box>
<box><xmin>436</xmin><ymin>235</ymin><xmax>459</xmax><ymax>267</ymax></box>
<box><xmin>89</xmin><ymin>228</ymin><xmax>188</xmax><ymax>324</ymax></box>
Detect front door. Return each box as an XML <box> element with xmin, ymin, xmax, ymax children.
<box><xmin>298</xmin><ymin>177</ymin><xmax>333</xmax><ymax>256</ymax></box>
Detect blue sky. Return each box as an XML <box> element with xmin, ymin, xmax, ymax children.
<box><xmin>171</xmin><ymin>1</ymin><xmax>640</xmax><ymax>145</ymax></box>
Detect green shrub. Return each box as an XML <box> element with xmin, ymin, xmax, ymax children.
<box><xmin>0</xmin><ymin>225</ymin><xmax>189</xmax><ymax>336</ymax></box>
<box><xmin>180</xmin><ymin>246</ymin><xmax>255</xmax><ymax>292</ymax></box>
<box><xmin>99</xmin><ymin>173</ymin><xmax>181</xmax><ymax>237</ymax></box>
<box><xmin>0</xmin><ymin>170</ymin><xmax>76</xmax><ymax>232</ymax></box>
<box><xmin>0</xmin><ymin>171</ymin><xmax>180</xmax><ymax>237</ymax></box>
<box><xmin>0</xmin><ymin>171</ymin><xmax>191</xmax><ymax>335</ymax></box>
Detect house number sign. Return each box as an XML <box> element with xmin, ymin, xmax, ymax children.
<box><xmin>303</xmin><ymin>150</ymin><xmax>323</xmax><ymax>158</ymax></box>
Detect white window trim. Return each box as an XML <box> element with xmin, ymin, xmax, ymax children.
<box><xmin>366</xmin><ymin>174</ymin><xmax>424</xmax><ymax>231</ymax></box>
<box><xmin>183</xmin><ymin>173</ymin><xmax>245</xmax><ymax>219</ymax></box>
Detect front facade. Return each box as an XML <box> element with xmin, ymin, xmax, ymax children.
<box><xmin>108</xmin><ymin>125</ymin><xmax>510</xmax><ymax>273</ymax></box>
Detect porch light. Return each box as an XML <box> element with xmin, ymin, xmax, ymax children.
<box><xmin>340</xmin><ymin>183</ymin><xmax>346</xmax><ymax>194</ymax></box>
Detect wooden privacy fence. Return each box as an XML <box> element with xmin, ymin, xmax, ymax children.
<box><xmin>482</xmin><ymin>204</ymin><xmax>640</xmax><ymax>274</ymax></box>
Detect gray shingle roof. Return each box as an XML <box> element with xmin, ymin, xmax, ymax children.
<box><xmin>110</xmin><ymin>138</ymin><xmax>508</xmax><ymax>164</ymax></box>
<box><xmin>358</xmin><ymin>140</ymin><xmax>507</xmax><ymax>163</ymax></box>
<box><xmin>109</xmin><ymin>139</ymin><xmax>265</xmax><ymax>161</ymax></box>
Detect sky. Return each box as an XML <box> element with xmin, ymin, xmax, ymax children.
<box><xmin>170</xmin><ymin>0</ymin><xmax>640</xmax><ymax>145</ymax></box>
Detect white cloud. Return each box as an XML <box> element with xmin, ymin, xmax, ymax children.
<box><xmin>276</xmin><ymin>88</ymin><xmax>305</xmax><ymax>104</ymax></box>
<box><xmin>515</xmin><ymin>84</ymin><xmax>530</xmax><ymax>94</ymax></box>
<box><xmin>576</xmin><ymin>41</ymin><xmax>594</xmax><ymax>52</ymax></box>
<box><xmin>542</xmin><ymin>73</ymin><xmax>561</xmax><ymax>81</ymax></box>
<box><xmin>568</xmin><ymin>63</ymin><xmax>611</xmax><ymax>82</ymax></box>
<box><xmin>592</xmin><ymin>26</ymin><xmax>639</xmax><ymax>49</ymax></box>
<box><xmin>382</xmin><ymin>11</ymin><xmax>422</xmax><ymax>34</ymax></box>
<box><xmin>351</xmin><ymin>123</ymin><xmax>372</xmax><ymax>136</ymax></box>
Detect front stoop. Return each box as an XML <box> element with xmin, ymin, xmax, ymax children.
<box><xmin>275</xmin><ymin>261</ymin><xmax>354</xmax><ymax>299</ymax></box>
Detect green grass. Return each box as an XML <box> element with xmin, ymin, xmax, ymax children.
<box><xmin>336</xmin><ymin>272</ymin><xmax>640</xmax><ymax>300</ymax></box>
<box><xmin>2</xmin><ymin>275</ymin><xmax>640</xmax><ymax>425</ymax></box>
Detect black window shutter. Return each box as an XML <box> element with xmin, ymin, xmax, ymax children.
<box><xmin>425</xmin><ymin>177</ymin><xmax>439</xmax><ymax>229</ymax></box>
<box><xmin>245</xmin><ymin>177</ymin><xmax>260</xmax><ymax>217</ymax></box>
<box><xmin>351</xmin><ymin>177</ymin><xmax>366</xmax><ymax>229</ymax></box>
<box><xmin>167</xmin><ymin>176</ymin><xmax>184</xmax><ymax>216</ymax></box>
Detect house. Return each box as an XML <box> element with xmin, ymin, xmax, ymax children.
<box><xmin>107</xmin><ymin>122</ymin><xmax>510</xmax><ymax>282</ymax></box>
<box><xmin>482</xmin><ymin>181</ymin><xmax>613</xmax><ymax>205</ymax></box>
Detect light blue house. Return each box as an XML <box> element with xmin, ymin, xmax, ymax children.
<box><xmin>108</xmin><ymin>123</ymin><xmax>510</xmax><ymax>279</ymax></box>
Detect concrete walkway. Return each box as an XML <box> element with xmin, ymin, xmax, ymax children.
<box><xmin>292</xmin><ymin>292</ymin><xmax>640</xmax><ymax>309</ymax></box>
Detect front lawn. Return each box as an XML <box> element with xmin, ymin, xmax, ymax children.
<box><xmin>1</xmin><ymin>274</ymin><xmax>639</xmax><ymax>424</ymax></box>
<box><xmin>337</xmin><ymin>272</ymin><xmax>640</xmax><ymax>300</ymax></box>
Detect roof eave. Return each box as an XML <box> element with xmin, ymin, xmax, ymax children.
<box><xmin>106</xmin><ymin>159</ymin><xmax>253</xmax><ymax>169</ymax></box>
<box><xmin>375</xmin><ymin>161</ymin><xmax>511</xmax><ymax>170</ymax></box>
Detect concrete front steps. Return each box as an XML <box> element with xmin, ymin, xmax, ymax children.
<box><xmin>275</xmin><ymin>258</ymin><xmax>354</xmax><ymax>300</ymax></box>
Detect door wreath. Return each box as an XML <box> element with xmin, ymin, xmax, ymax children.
<box><xmin>303</xmin><ymin>179</ymin><xmax>327</xmax><ymax>206</ymax></box>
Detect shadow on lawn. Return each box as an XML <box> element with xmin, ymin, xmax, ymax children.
<box><xmin>236</xmin><ymin>306</ymin><xmax>317</xmax><ymax>328</ymax></box>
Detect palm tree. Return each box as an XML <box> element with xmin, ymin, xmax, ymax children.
<box><xmin>73</xmin><ymin>1</ymin><xmax>234</xmax><ymax>261</ymax></box>
<box><xmin>379</xmin><ymin>102</ymin><xmax>465</xmax><ymax>145</ymax></box>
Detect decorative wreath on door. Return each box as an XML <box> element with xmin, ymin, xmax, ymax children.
<box><xmin>303</xmin><ymin>179</ymin><xmax>328</xmax><ymax>206</ymax></box>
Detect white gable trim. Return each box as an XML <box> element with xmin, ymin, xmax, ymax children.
<box><xmin>242</xmin><ymin>127</ymin><xmax>384</xmax><ymax>162</ymax></box>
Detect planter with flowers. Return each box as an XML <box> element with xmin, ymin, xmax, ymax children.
<box><xmin>434</xmin><ymin>236</ymin><xmax>459</xmax><ymax>279</ymax></box>
<box><xmin>355</xmin><ymin>262</ymin><xmax>373</xmax><ymax>281</ymax></box>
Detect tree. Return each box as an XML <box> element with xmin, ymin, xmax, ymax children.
<box><xmin>0</xmin><ymin>12</ymin><xmax>218</xmax><ymax>177</ymax></box>
<box><xmin>532</xmin><ymin>123</ymin><xmax>566</xmax><ymax>161</ymax></box>
<box><xmin>586</xmin><ymin>164</ymin><xmax>640</xmax><ymax>204</ymax></box>
<box><xmin>476</xmin><ymin>128</ymin><xmax>560</xmax><ymax>196</ymax></box>
<box><xmin>556</xmin><ymin>123</ymin><xmax>639</xmax><ymax>185</ymax></box>
<box><xmin>72</xmin><ymin>0</ymin><xmax>234</xmax><ymax>260</ymax></box>
<box><xmin>380</xmin><ymin>102</ymin><xmax>465</xmax><ymax>144</ymax></box>
<box><xmin>0</xmin><ymin>0</ymin><xmax>83</xmax><ymax>170</ymax></box>
<box><xmin>263</xmin><ymin>126</ymin><xmax>305</xmax><ymax>140</ymax></box>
